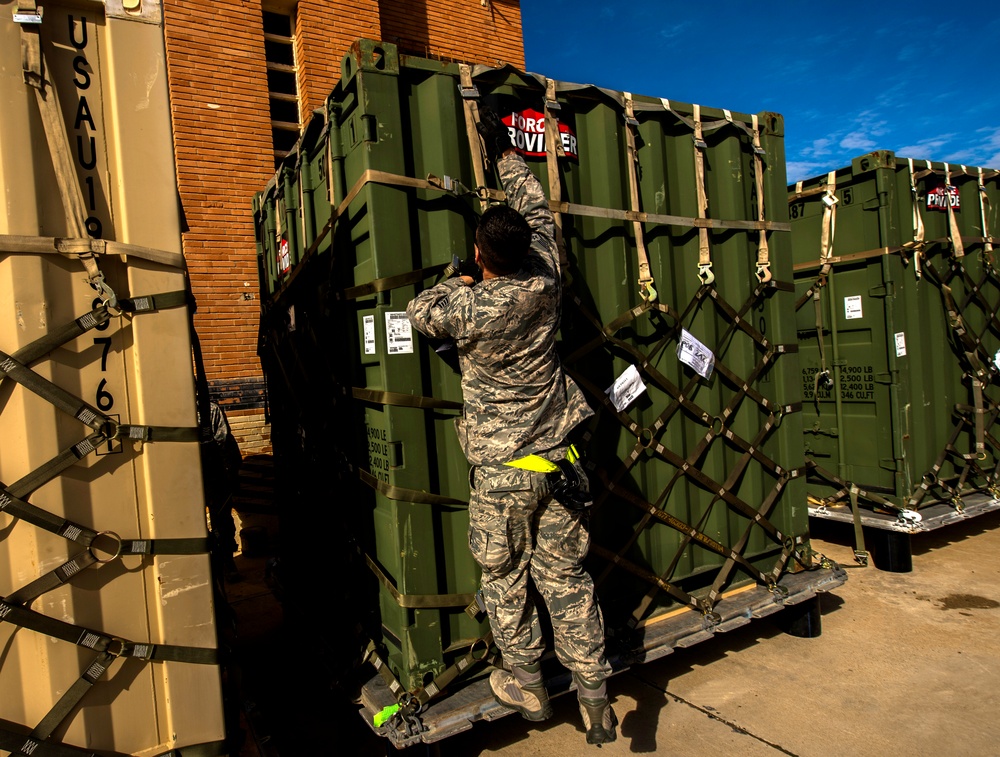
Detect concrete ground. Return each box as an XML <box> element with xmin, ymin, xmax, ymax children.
<box><xmin>227</xmin><ymin>464</ymin><xmax>1000</xmax><ymax>756</ymax></box>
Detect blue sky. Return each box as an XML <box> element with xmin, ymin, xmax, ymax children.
<box><xmin>521</xmin><ymin>1</ymin><xmax>1000</xmax><ymax>183</ymax></box>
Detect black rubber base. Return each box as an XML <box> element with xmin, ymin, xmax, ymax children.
<box><xmin>776</xmin><ymin>595</ymin><xmax>823</xmax><ymax>638</ymax></box>
<box><xmin>864</xmin><ymin>526</ymin><xmax>913</xmax><ymax>573</ymax></box>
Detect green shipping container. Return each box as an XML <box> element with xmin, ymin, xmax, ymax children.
<box><xmin>255</xmin><ymin>39</ymin><xmax>844</xmax><ymax>746</ymax></box>
<box><xmin>790</xmin><ymin>152</ymin><xmax>1000</xmax><ymax>563</ymax></box>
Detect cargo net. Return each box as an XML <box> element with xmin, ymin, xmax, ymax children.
<box><xmin>297</xmin><ymin>74</ymin><xmax>828</xmax><ymax>727</ymax></box>
<box><xmin>795</xmin><ymin>165</ymin><xmax>1000</xmax><ymax>522</ymax></box>
<box><xmin>905</xmin><ymin>246</ymin><xmax>1000</xmax><ymax>509</ymax></box>
<box><xmin>0</xmin><ymin>254</ymin><xmax>223</xmax><ymax>757</ymax></box>
<box><xmin>562</xmin><ymin>275</ymin><xmax>811</xmax><ymax>632</ymax></box>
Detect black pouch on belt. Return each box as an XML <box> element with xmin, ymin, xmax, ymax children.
<box><xmin>547</xmin><ymin>459</ymin><xmax>590</xmax><ymax>510</ymax></box>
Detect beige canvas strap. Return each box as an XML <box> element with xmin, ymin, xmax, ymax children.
<box><xmin>692</xmin><ymin>104</ymin><xmax>714</xmax><ymax>285</ymax></box>
<box><xmin>978</xmin><ymin>167</ymin><xmax>994</xmax><ymax>255</ymax></box>
<box><xmin>623</xmin><ymin>93</ymin><xmax>656</xmax><ymax>300</ymax></box>
<box><xmin>944</xmin><ymin>163</ymin><xmax>966</xmax><ymax>258</ymax></box>
<box><xmin>17</xmin><ymin>4</ymin><xmax>116</xmax><ymax>305</ymax></box>
<box><xmin>750</xmin><ymin>114</ymin><xmax>771</xmax><ymax>282</ymax></box>
<box><xmin>903</xmin><ymin>157</ymin><xmax>928</xmax><ymax>279</ymax></box>
<box><xmin>544</xmin><ymin>77</ymin><xmax>568</xmax><ymax>270</ymax></box>
<box><xmin>458</xmin><ymin>64</ymin><xmax>489</xmax><ymax>213</ymax></box>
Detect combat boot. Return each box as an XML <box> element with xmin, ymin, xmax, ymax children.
<box><xmin>574</xmin><ymin>674</ymin><xmax>617</xmax><ymax>745</ymax></box>
<box><xmin>489</xmin><ymin>662</ymin><xmax>552</xmax><ymax>721</ymax></box>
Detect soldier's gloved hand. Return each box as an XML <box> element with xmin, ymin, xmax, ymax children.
<box><xmin>458</xmin><ymin>252</ymin><xmax>482</xmax><ymax>283</ymax></box>
<box><xmin>477</xmin><ymin>106</ymin><xmax>513</xmax><ymax>163</ymax></box>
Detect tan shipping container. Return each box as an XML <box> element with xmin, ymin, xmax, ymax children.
<box><xmin>1</xmin><ymin>2</ymin><xmax>225</xmax><ymax>754</ymax></box>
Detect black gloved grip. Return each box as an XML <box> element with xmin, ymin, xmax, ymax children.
<box><xmin>458</xmin><ymin>252</ymin><xmax>482</xmax><ymax>282</ymax></box>
<box><xmin>477</xmin><ymin>105</ymin><xmax>513</xmax><ymax>163</ymax></box>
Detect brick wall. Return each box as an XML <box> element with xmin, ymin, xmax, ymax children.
<box><xmin>162</xmin><ymin>1</ymin><xmax>524</xmax><ymax>455</ymax></box>
<box><xmin>162</xmin><ymin>0</ymin><xmax>273</xmax><ymax>439</ymax></box>
<box><xmin>379</xmin><ymin>0</ymin><xmax>524</xmax><ymax>69</ymax></box>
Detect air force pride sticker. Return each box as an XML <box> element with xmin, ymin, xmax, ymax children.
<box><xmin>502</xmin><ymin>108</ymin><xmax>578</xmax><ymax>159</ymax></box>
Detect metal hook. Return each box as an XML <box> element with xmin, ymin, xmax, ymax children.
<box><xmin>697</xmin><ymin>263</ymin><xmax>715</xmax><ymax>286</ymax></box>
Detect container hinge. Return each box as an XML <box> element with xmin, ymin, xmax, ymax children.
<box><xmin>361</xmin><ymin>114</ymin><xmax>378</xmax><ymax>143</ymax></box>
<box><xmin>874</xmin><ymin>371</ymin><xmax>895</xmax><ymax>385</ymax></box>
<box><xmin>862</xmin><ymin>194</ymin><xmax>886</xmax><ymax>211</ymax></box>
<box><xmin>868</xmin><ymin>282</ymin><xmax>893</xmax><ymax>298</ymax></box>
<box><xmin>879</xmin><ymin>458</ymin><xmax>901</xmax><ymax>472</ymax></box>
<box><xmin>458</xmin><ymin>82</ymin><xmax>480</xmax><ymax>100</ymax></box>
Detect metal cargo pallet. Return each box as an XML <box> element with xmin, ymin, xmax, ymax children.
<box><xmin>809</xmin><ymin>491</ymin><xmax>1000</xmax><ymax>534</ymax></box>
<box><xmin>359</xmin><ymin>563</ymin><xmax>847</xmax><ymax>749</ymax></box>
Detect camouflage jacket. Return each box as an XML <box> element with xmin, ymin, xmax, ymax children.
<box><xmin>406</xmin><ymin>154</ymin><xmax>593</xmax><ymax>466</ymax></box>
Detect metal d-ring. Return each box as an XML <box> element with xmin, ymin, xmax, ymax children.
<box><xmin>638</xmin><ymin>427</ymin><xmax>655</xmax><ymax>449</ymax></box>
<box><xmin>469</xmin><ymin>637</ymin><xmax>490</xmax><ymax>661</ymax></box>
<box><xmin>90</xmin><ymin>531</ymin><xmax>123</xmax><ymax>564</ymax></box>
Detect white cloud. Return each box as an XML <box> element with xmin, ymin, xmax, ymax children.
<box><xmin>897</xmin><ymin>134</ymin><xmax>956</xmax><ymax>157</ymax></box>
<box><xmin>840</xmin><ymin>131</ymin><xmax>877</xmax><ymax>151</ymax></box>
<box><xmin>786</xmin><ymin>161</ymin><xmax>829</xmax><ymax>184</ymax></box>
<box><xmin>799</xmin><ymin>137</ymin><xmax>832</xmax><ymax>158</ymax></box>
<box><xmin>892</xmin><ymin>128</ymin><xmax>1000</xmax><ymax>168</ymax></box>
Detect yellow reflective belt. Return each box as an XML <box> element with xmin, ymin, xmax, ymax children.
<box><xmin>504</xmin><ymin>444</ymin><xmax>580</xmax><ymax>473</ymax></box>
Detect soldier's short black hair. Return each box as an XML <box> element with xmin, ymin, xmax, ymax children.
<box><xmin>476</xmin><ymin>205</ymin><xmax>531</xmax><ymax>276</ymax></box>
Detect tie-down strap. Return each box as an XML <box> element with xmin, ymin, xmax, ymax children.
<box><xmin>357</xmin><ymin>468</ymin><xmax>467</xmax><ymax>507</ymax></box>
<box><xmin>0</xmin><ymin>726</ymin><xmax>227</xmax><ymax>757</ymax></box>
<box><xmin>362</xmin><ymin>631</ymin><xmax>499</xmax><ymax>717</ymax></box>
<box><xmin>272</xmin><ymin>166</ymin><xmax>789</xmax><ymax>303</ymax></box>
<box><xmin>0</xmin><ymin>483</ymin><xmax>207</xmax><ymax>558</ymax></box>
<box><xmin>364</xmin><ymin>554</ymin><xmax>474</xmax><ymax>609</ymax></box>
<box><xmin>1</xmin><ymin>234</ymin><xmax>187</xmax><ymax>271</ymax></box>
<box><xmin>0</xmin><ymin>350</ymin><xmax>199</xmax><ymax>446</ymax></box>
<box><xmin>0</xmin><ymin>292</ymin><xmax>190</xmax><ymax>378</ymax></box>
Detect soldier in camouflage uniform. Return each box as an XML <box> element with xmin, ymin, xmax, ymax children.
<box><xmin>406</xmin><ymin>107</ymin><xmax>616</xmax><ymax>745</ymax></box>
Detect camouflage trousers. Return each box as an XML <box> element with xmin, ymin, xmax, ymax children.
<box><xmin>468</xmin><ymin>449</ymin><xmax>612</xmax><ymax>683</ymax></box>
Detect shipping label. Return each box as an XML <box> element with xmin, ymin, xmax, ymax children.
<box><xmin>385</xmin><ymin>312</ymin><xmax>413</xmax><ymax>354</ymax></box>
<box><xmin>606</xmin><ymin>364</ymin><xmax>647</xmax><ymax>412</ymax></box>
<box><xmin>363</xmin><ymin>315</ymin><xmax>376</xmax><ymax>355</ymax></box>
<box><xmin>676</xmin><ymin>329</ymin><xmax>715</xmax><ymax>379</ymax></box>
<box><xmin>844</xmin><ymin>296</ymin><xmax>863</xmax><ymax>320</ymax></box>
